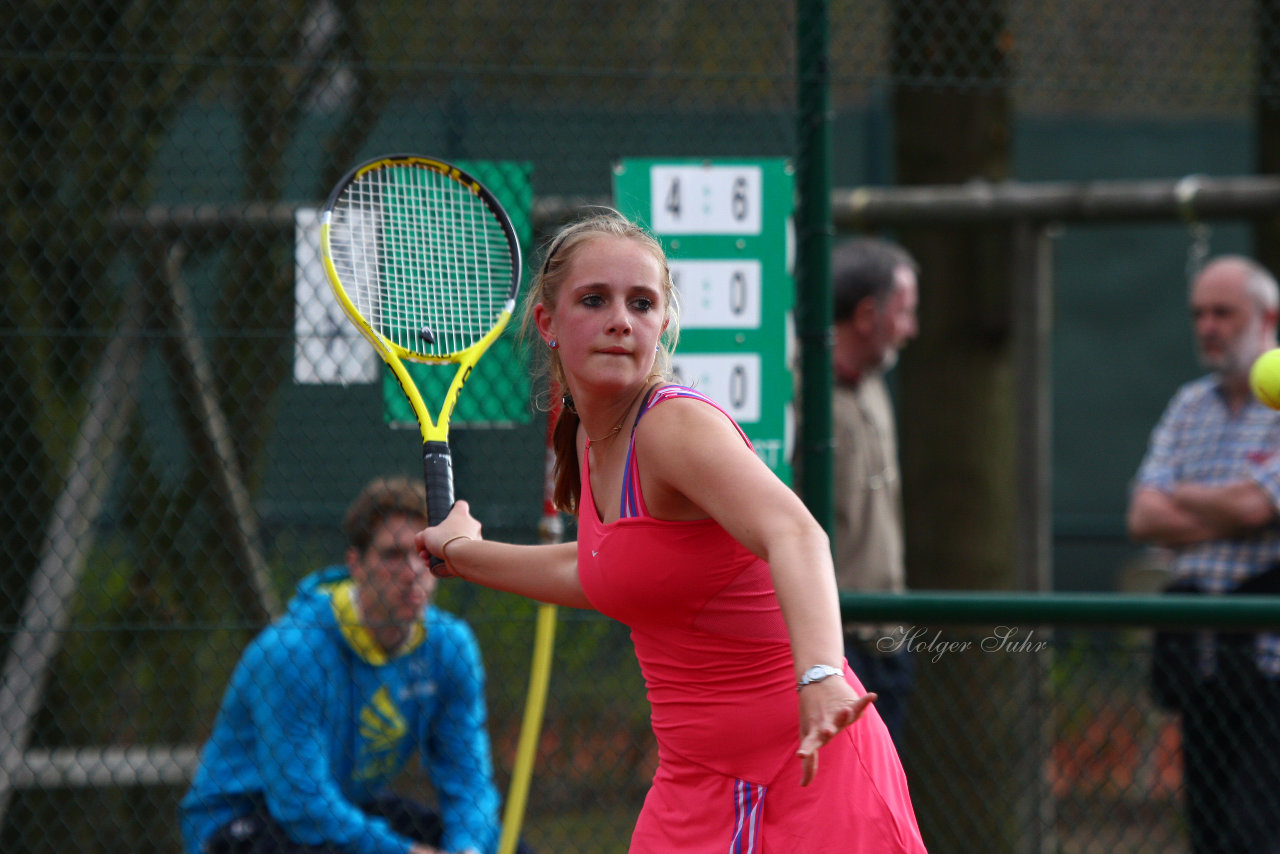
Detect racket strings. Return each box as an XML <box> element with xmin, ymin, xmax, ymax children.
<box><xmin>328</xmin><ymin>162</ymin><xmax>515</xmax><ymax>358</ymax></box>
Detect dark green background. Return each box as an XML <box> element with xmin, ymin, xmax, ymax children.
<box><xmin>148</xmin><ymin>106</ymin><xmax>1251</xmax><ymax>592</ymax></box>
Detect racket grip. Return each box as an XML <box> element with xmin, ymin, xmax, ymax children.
<box><xmin>423</xmin><ymin>440</ymin><xmax>456</xmax><ymax>573</ymax></box>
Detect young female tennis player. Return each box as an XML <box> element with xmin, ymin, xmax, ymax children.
<box><xmin>417</xmin><ymin>209</ymin><xmax>926</xmax><ymax>853</ymax></box>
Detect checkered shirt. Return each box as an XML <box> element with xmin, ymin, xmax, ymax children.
<box><xmin>1134</xmin><ymin>375</ymin><xmax>1280</xmax><ymax>675</ymax></box>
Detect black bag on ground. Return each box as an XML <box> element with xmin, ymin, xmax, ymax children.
<box><xmin>1151</xmin><ymin>564</ymin><xmax>1280</xmax><ymax>711</ymax></box>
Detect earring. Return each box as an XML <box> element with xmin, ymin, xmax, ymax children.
<box><xmin>655</xmin><ymin>343</ymin><xmax>661</xmax><ymax>351</ymax></box>
<box><xmin>549</xmin><ymin>339</ymin><xmax>558</xmax><ymax>349</ymax></box>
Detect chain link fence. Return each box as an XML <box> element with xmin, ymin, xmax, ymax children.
<box><xmin>5</xmin><ymin>1</ymin><xmax>1280</xmax><ymax>852</ymax></box>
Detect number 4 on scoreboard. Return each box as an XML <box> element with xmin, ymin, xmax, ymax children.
<box><xmin>649</xmin><ymin>165</ymin><xmax>762</xmax><ymax>235</ymax></box>
<box><xmin>665</xmin><ymin>175</ymin><xmax>681</xmax><ymax>219</ymax></box>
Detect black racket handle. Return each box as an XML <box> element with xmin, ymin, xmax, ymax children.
<box><xmin>423</xmin><ymin>440</ymin><xmax>456</xmax><ymax>574</ymax></box>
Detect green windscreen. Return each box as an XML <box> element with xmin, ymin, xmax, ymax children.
<box><xmin>382</xmin><ymin>160</ymin><xmax>533</xmax><ymax>428</ymax></box>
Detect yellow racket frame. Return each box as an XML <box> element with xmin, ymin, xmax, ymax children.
<box><xmin>318</xmin><ymin>155</ymin><xmax>517</xmax><ymax>447</ymax></box>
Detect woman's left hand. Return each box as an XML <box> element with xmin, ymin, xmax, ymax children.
<box><xmin>796</xmin><ymin>678</ymin><xmax>877</xmax><ymax>786</ymax></box>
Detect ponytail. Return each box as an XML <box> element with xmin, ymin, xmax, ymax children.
<box><xmin>551</xmin><ymin>405</ymin><xmax>582</xmax><ymax>515</ymax></box>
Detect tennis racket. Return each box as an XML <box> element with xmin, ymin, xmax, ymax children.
<box><xmin>320</xmin><ymin>154</ymin><xmax>521</xmax><ymax>568</ymax></box>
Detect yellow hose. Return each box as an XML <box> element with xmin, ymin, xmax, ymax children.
<box><xmin>497</xmin><ymin>601</ymin><xmax>557</xmax><ymax>854</ymax></box>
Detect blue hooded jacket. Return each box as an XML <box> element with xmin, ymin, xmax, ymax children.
<box><xmin>180</xmin><ymin>566</ymin><xmax>501</xmax><ymax>854</ymax></box>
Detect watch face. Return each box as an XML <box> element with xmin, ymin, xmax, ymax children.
<box><xmin>803</xmin><ymin>665</ymin><xmax>840</xmax><ymax>684</ymax></box>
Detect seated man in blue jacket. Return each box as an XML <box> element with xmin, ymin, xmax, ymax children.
<box><xmin>182</xmin><ymin>476</ymin><xmax>526</xmax><ymax>854</ymax></box>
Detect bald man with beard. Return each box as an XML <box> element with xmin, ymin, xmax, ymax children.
<box><xmin>1128</xmin><ymin>256</ymin><xmax>1280</xmax><ymax>853</ymax></box>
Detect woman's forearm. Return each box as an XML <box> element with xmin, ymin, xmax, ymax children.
<box><xmin>442</xmin><ymin>539</ymin><xmax>592</xmax><ymax>608</ymax></box>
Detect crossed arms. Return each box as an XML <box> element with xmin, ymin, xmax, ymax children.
<box><xmin>1128</xmin><ymin>480</ymin><xmax>1278</xmax><ymax>547</ymax></box>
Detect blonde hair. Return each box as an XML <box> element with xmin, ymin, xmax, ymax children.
<box><xmin>521</xmin><ymin>208</ymin><xmax>681</xmax><ymax>513</ymax></box>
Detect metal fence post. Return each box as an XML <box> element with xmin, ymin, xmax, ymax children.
<box><xmin>795</xmin><ymin>0</ymin><xmax>835</xmax><ymax>534</ymax></box>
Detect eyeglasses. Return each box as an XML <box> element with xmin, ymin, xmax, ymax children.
<box><xmin>370</xmin><ymin>546</ymin><xmax>421</xmax><ymax>569</ymax></box>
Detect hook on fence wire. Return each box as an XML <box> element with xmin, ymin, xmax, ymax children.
<box><xmin>1176</xmin><ymin>174</ymin><xmax>1212</xmax><ymax>285</ymax></box>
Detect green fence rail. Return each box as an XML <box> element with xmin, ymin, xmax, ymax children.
<box><xmin>842</xmin><ymin>590</ymin><xmax>1280</xmax><ymax>629</ymax></box>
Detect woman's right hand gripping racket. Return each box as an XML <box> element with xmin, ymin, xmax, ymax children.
<box><xmin>320</xmin><ymin>155</ymin><xmax>521</xmax><ymax>573</ymax></box>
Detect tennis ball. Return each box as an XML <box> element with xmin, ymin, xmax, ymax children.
<box><xmin>1250</xmin><ymin>348</ymin><xmax>1280</xmax><ymax>409</ymax></box>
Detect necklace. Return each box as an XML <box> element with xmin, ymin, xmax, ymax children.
<box><xmin>585</xmin><ymin>384</ymin><xmax>653</xmax><ymax>445</ymax></box>
<box><xmin>586</xmin><ymin>422</ymin><xmax>624</xmax><ymax>444</ymax></box>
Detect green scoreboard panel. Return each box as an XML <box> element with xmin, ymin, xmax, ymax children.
<box><xmin>613</xmin><ymin>158</ymin><xmax>795</xmax><ymax>484</ymax></box>
<box><xmin>383</xmin><ymin>161</ymin><xmax>534</xmax><ymax>428</ymax></box>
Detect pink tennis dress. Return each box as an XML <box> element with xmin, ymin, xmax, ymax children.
<box><xmin>577</xmin><ymin>385</ymin><xmax>927</xmax><ymax>853</ymax></box>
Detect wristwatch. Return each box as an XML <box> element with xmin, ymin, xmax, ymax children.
<box><xmin>797</xmin><ymin>664</ymin><xmax>844</xmax><ymax>691</ymax></box>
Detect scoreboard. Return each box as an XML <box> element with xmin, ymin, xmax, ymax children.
<box><xmin>613</xmin><ymin>159</ymin><xmax>795</xmax><ymax>483</ymax></box>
